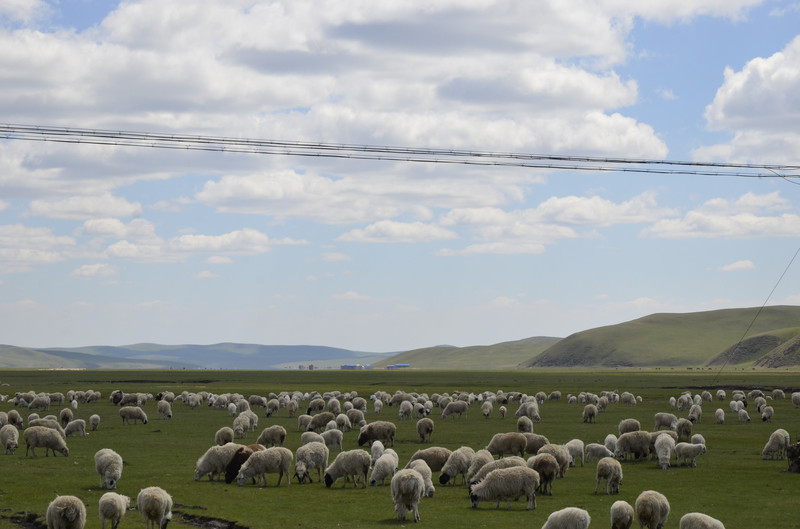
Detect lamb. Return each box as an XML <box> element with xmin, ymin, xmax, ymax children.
<box><xmin>391</xmin><ymin>468</ymin><xmax>426</xmax><ymax>522</ymax></box>
<box><xmin>194</xmin><ymin>443</ymin><xmax>241</xmax><ymax>481</ymax></box>
<box><xmin>738</xmin><ymin>409</ymin><xmax>751</xmax><ymax>422</ymax></box>
<box><xmin>526</xmin><ymin>453</ymin><xmax>558</xmax><ymax>496</ymax></box>
<box><xmin>618</xmin><ymin>418</ymin><xmax>641</xmax><ymax>435</ymax></box>
<box><xmin>611</xmin><ymin>500</ymin><xmax>635</xmax><ymax>529</ymax></box>
<box><xmin>119</xmin><ymin>406</ymin><xmax>148</xmax><ymax>425</ymax></box>
<box><xmin>653</xmin><ymin>412</ymin><xmax>678</xmax><ymax>431</ymax></box>
<box><xmin>469</xmin><ymin>466</ymin><xmax>540</xmax><ymax>510</ymax></box>
<box><xmin>136</xmin><ymin>486</ymin><xmax>172</xmax><ymax>529</ymax></box>
<box><xmin>64</xmin><ymin>419</ymin><xmax>86</xmax><ymax>437</ymax></box>
<box><xmin>540</xmin><ymin>507</ymin><xmax>591</xmax><ymax>529</ymax></box>
<box><xmin>406</xmin><ymin>446</ymin><xmax>452</xmax><ymax>472</ymax></box>
<box><xmin>635</xmin><ymin>490</ymin><xmax>670</xmax><ymax>529</ymax></box>
<box><xmin>215</xmin><ymin>427</ymin><xmax>234</xmax><ymax>446</ymax></box>
<box><xmin>357</xmin><ymin>420</ymin><xmax>396</xmax><ymax>447</ymax></box>
<box><xmin>595</xmin><ymin>456</ymin><xmax>623</xmax><ymax>494</ymax></box>
<box><xmin>438</xmin><ymin>446</ymin><xmax>475</xmax><ymax>485</ymax></box>
<box><xmin>24</xmin><ymin>426</ymin><xmax>69</xmax><ymax>457</ymax></box>
<box><xmin>321</xmin><ymin>428</ymin><xmax>344</xmax><ymax>452</ymax></box>
<box><xmin>256</xmin><ymin>425</ymin><xmax>286</xmax><ymax>447</ymax></box>
<box><xmin>762</xmin><ymin>428</ymin><xmax>790</xmax><ymax>460</ymax></box>
<box><xmin>236</xmin><ymin>446</ymin><xmax>293</xmax><ymax>487</ymax></box>
<box><xmin>45</xmin><ymin>495</ymin><xmax>86</xmax><ymax>529</ymax></box>
<box><xmin>323</xmin><ymin>449</ymin><xmax>371</xmax><ymax>488</ymax></box>
<box><xmin>369</xmin><ymin>452</ymin><xmax>397</xmax><ymax>486</ymax></box>
<box><xmin>157</xmin><ymin>400</ymin><xmax>172</xmax><ymax>420</ymax></box>
<box><xmin>585</xmin><ymin>443</ymin><xmax>614</xmax><ymax>462</ymax></box>
<box><xmin>614</xmin><ymin>431</ymin><xmax>651</xmax><ymax>461</ymax></box>
<box><xmin>466</xmin><ymin>449</ymin><xmax>494</xmax><ymax>483</ymax></box>
<box><xmin>307</xmin><ymin>412</ymin><xmax>335</xmax><ymax>432</ymax></box>
<box><xmin>486</xmin><ymin>432</ymin><xmax>527</xmax><ymax>458</ymax></box>
<box><xmin>398</xmin><ymin>400</ymin><xmax>414</xmax><ymax>420</ymax></box>
<box><xmin>654</xmin><ymin>433</ymin><xmax>676</xmax><ymax>470</ymax></box>
<box><xmin>99</xmin><ymin>492</ymin><xmax>129</xmax><ymax>529</ymax></box>
<box><xmin>1</xmin><ymin>424</ymin><xmax>19</xmax><ymax>454</ymax></box>
<box><xmin>441</xmin><ymin>400</ymin><xmax>469</xmax><ymax>419</ymax></box>
<box><xmin>679</xmin><ymin>512</ymin><xmax>726</xmax><ymax>529</ymax></box>
<box><xmin>95</xmin><ymin>448</ymin><xmax>123</xmax><ymax>489</ymax></box>
<box><xmin>416</xmin><ymin>417</ymin><xmax>434</xmax><ymax>443</ymax></box>
<box><xmin>499</xmin><ymin>405</ymin><xmax>507</xmax><ymax>418</ymax></box>
<box><xmin>582</xmin><ymin>404</ymin><xmax>597</xmax><ymax>423</ymax></box>
<box><xmin>715</xmin><ymin>408</ymin><xmax>725</xmax><ymax>424</ymax></box>
<box><xmin>565</xmin><ymin>438</ymin><xmax>584</xmax><ymax>467</ymax></box>
<box><xmin>468</xmin><ymin>456</ymin><xmax>526</xmax><ymax>487</ymax></box>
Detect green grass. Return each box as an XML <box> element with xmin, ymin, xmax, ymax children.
<box><xmin>0</xmin><ymin>368</ymin><xmax>799</xmax><ymax>529</ymax></box>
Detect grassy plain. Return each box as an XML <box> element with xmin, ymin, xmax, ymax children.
<box><xmin>0</xmin><ymin>368</ymin><xmax>798</xmax><ymax>529</ymax></box>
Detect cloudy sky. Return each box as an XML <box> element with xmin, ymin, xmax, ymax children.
<box><xmin>1</xmin><ymin>0</ymin><xmax>799</xmax><ymax>351</ymax></box>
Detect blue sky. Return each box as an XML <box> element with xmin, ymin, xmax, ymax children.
<box><xmin>1</xmin><ymin>0</ymin><xmax>799</xmax><ymax>351</ymax></box>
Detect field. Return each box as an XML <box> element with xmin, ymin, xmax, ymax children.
<box><xmin>0</xmin><ymin>368</ymin><xmax>798</xmax><ymax>529</ymax></box>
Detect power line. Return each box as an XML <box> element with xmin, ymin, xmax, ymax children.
<box><xmin>2</xmin><ymin>123</ymin><xmax>800</xmax><ymax>179</ymax></box>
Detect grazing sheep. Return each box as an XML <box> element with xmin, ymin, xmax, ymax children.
<box><xmin>738</xmin><ymin>409</ymin><xmax>751</xmax><ymax>422</ymax></box>
<box><xmin>24</xmin><ymin>426</ymin><xmax>69</xmax><ymax>457</ymax></box>
<box><xmin>59</xmin><ymin>408</ymin><xmax>73</xmax><ymax>427</ymax></box>
<box><xmin>236</xmin><ymin>446</ymin><xmax>293</xmax><ymax>487</ymax></box>
<box><xmin>481</xmin><ymin>401</ymin><xmax>493</xmax><ymax>419</ymax></box>
<box><xmin>346</xmin><ymin>408</ymin><xmax>366</xmax><ymax>429</ymax></box>
<box><xmin>416</xmin><ymin>417</ymin><xmax>434</xmax><ymax>443</ymax></box>
<box><xmin>517</xmin><ymin>415</ymin><xmax>534</xmax><ymax>432</ymax></box>
<box><xmin>654</xmin><ymin>433</ymin><xmax>676</xmax><ymax>470</ymax></box>
<box><xmin>321</xmin><ymin>428</ymin><xmax>344</xmax><ymax>453</ymax></box>
<box><xmin>762</xmin><ymin>428</ymin><xmax>790</xmax><ymax>460</ymax></box>
<box><xmin>398</xmin><ymin>400</ymin><xmax>414</xmax><ymax>420</ymax></box>
<box><xmin>688</xmin><ymin>404</ymin><xmax>702</xmax><ymax>423</ymax></box>
<box><xmin>466</xmin><ymin>449</ymin><xmax>494</xmax><ymax>484</ymax></box>
<box><xmin>324</xmin><ymin>449</ymin><xmax>371</xmax><ymax>488</ymax></box>
<box><xmin>585</xmin><ymin>443</ymin><xmax>614</xmax><ymax>462</ymax></box>
<box><xmin>605</xmin><ymin>433</ymin><xmax>617</xmax><ymax>453</ymax></box>
<box><xmin>679</xmin><ymin>512</ymin><xmax>726</xmax><ymax>529</ymax></box>
<box><xmin>224</xmin><ymin>444</ymin><xmax>262</xmax><ymax>484</ymax></box>
<box><xmin>300</xmin><ymin>431</ymin><xmax>324</xmax><ymax>445</ymax></box>
<box><xmin>1</xmin><ymin>424</ymin><xmax>19</xmax><ymax>454</ymax></box>
<box><xmin>486</xmin><ymin>432</ymin><xmax>527</xmax><ymax>458</ymax></box>
<box><xmin>256</xmin><ymin>425</ymin><xmax>286</xmax><ymax>447</ymax></box>
<box><xmin>391</xmin><ymin>469</ymin><xmax>426</xmax><ymax>522</ymax></box>
<box><xmin>540</xmin><ymin>507</ymin><xmax>591</xmax><ymax>529</ymax></box>
<box><xmin>653</xmin><ymin>412</ymin><xmax>678</xmax><ymax>431</ymax></box>
<box><xmin>64</xmin><ymin>419</ymin><xmax>86</xmax><ymax>437</ymax></box>
<box><xmin>307</xmin><ymin>412</ymin><xmax>335</xmax><ymax>432</ymax></box>
<box><xmin>297</xmin><ymin>414</ymin><xmax>313</xmax><ymax>431</ymax></box>
<box><xmin>691</xmin><ymin>433</ymin><xmax>706</xmax><ymax>446</ymax></box>
<box><xmin>468</xmin><ymin>456</ymin><xmax>527</xmax><ymax>487</ymax></box>
<box><xmin>357</xmin><ymin>420</ymin><xmax>396</xmax><ymax>447</ymax></box>
<box><xmin>469</xmin><ymin>466</ymin><xmax>540</xmax><ymax>510</ymax></box>
<box><xmin>86</xmin><ymin>414</ymin><xmax>100</xmax><ymax>431</ymax></box>
<box><xmin>582</xmin><ymin>404</ymin><xmax>597</xmax><ymax>423</ymax></box>
<box><xmin>46</xmin><ymin>495</ymin><xmax>86</xmax><ymax>529</ymax></box>
<box><xmin>515</xmin><ymin>401</ymin><xmax>540</xmax><ymax>422</ymax></box>
<box><xmin>156</xmin><ymin>400</ymin><xmax>172</xmax><ymax>420</ymax></box>
<box><xmin>522</xmin><ymin>433</ymin><xmax>550</xmax><ymax>455</ymax></box>
<box><xmin>611</xmin><ymin>500</ymin><xmax>635</xmax><ymax>529</ymax></box>
<box><xmin>714</xmin><ymin>408</ymin><xmax>725</xmax><ymax>424</ymax></box>
<box><xmin>615</xmin><ymin>431</ymin><xmax>651</xmax><ymax>461</ymax></box>
<box><xmin>95</xmin><ymin>448</ymin><xmax>123</xmax><ymax>489</ymax></box>
<box><xmin>7</xmin><ymin>409</ymin><xmax>23</xmax><ymax>428</ymax></box>
<box><xmin>565</xmin><ymin>439</ymin><xmax>584</xmax><ymax>467</ymax></box>
<box><xmin>635</xmin><ymin>490</ymin><xmax>670</xmax><ymax>529</ymax></box>
<box><xmin>760</xmin><ymin>405</ymin><xmax>774</xmax><ymax>422</ymax></box>
<box><xmin>370</xmin><ymin>452</ymin><xmax>397</xmax><ymax>486</ymax></box>
<box><xmin>526</xmin><ymin>453</ymin><xmax>559</xmax><ymax>496</ymax></box>
<box><xmin>406</xmin><ymin>446</ymin><xmax>452</xmax><ymax>472</ymax></box>
<box><xmin>194</xmin><ymin>443</ymin><xmax>240</xmax><ymax>481</ymax></box>
<box><xmin>232</xmin><ymin>414</ymin><xmax>250</xmax><ymax>438</ymax></box>
<box><xmin>792</xmin><ymin>392</ymin><xmax>800</xmax><ymax>407</ymax></box>
<box><xmin>215</xmin><ymin>427</ymin><xmax>234</xmax><ymax>446</ymax></box>
<box><xmin>99</xmin><ymin>493</ymin><xmax>129</xmax><ymax>529</ymax></box>
<box><xmin>537</xmin><ymin>444</ymin><xmax>570</xmax><ymax>478</ymax></box>
<box><xmin>119</xmin><ymin>407</ymin><xmax>148</xmax><ymax>425</ymax></box>
<box><xmin>441</xmin><ymin>400</ymin><xmax>469</xmax><ymax>419</ymax></box>
<box><xmin>618</xmin><ymin>418</ymin><xmax>641</xmax><ymax>435</ymax></box>
<box><xmin>439</xmin><ymin>446</ymin><xmax>475</xmax><ymax>485</ymax></box>
<box><xmin>370</xmin><ymin>440</ymin><xmax>385</xmax><ymax>465</ymax></box>
<box><xmin>595</xmin><ymin>456</ymin><xmax>623</xmax><ymax>494</ymax></box>
<box><xmin>499</xmin><ymin>405</ymin><xmax>507</xmax><ymax>418</ymax></box>
<box><xmin>29</xmin><ymin>418</ymin><xmax>66</xmax><ymax>439</ymax></box>
<box><xmin>136</xmin><ymin>486</ymin><xmax>172</xmax><ymax>529</ymax></box>
<box><xmin>335</xmin><ymin>413</ymin><xmax>352</xmax><ymax>431</ymax></box>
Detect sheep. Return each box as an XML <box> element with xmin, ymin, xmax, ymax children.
<box><xmin>119</xmin><ymin>406</ymin><xmax>148</xmax><ymax>425</ymax></box>
<box><xmin>324</xmin><ymin>449</ymin><xmax>371</xmax><ymax>488</ymax></box>
<box><xmin>99</xmin><ymin>492</ymin><xmax>129</xmax><ymax>529</ymax></box>
<box><xmin>215</xmin><ymin>427</ymin><xmax>234</xmax><ymax>446</ymax></box>
<box><xmin>605</xmin><ymin>433</ymin><xmax>617</xmax><ymax>453</ymax></box>
<box><xmin>335</xmin><ymin>413</ymin><xmax>352</xmax><ymax>432</ymax></box>
<box><xmin>674</xmin><ymin>417</ymin><xmax>692</xmax><ymax>440</ymax></box>
<box><xmin>540</xmin><ymin>507</ymin><xmax>591</xmax><ymax>529</ymax></box>
<box><xmin>369</xmin><ymin>452</ymin><xmax>397</xmax><ymax>486</ymax></box>
<box><xmin>95</xmin><ymin>448</ymin><xmax>123</xmax><ymax>489</ymax></box>
<box><xmin>654</xmin><ymin>433</ymin><xmax>676</xmax><ymax>470</ymax></box>
<box><xmin>469</xmin><ymin>466</ymin><xmax>540</xmax><ymax>510</ymax></box>
<box><xmin>307</xmin><ymin>411</ymin><xmax>335</xmax><ymax>432</ymax></box>
<box><xmin>611</xmin><ymin>500</ymin><xmax>635</xmax><ymax>529</ymax></box>
<box><xmin>23</xmin><ymin>426</ymin><xmax>69</xmax><ymax>457</ymax></box>
<box><xmin>438</xmin><ymin>446</ymin><xmax>475</xmax><ymax>485</ymax></box>
<box><xmin>515</xmin><ymin>401</ymin><xmax>540</xmax><ymax>422</ymax></box>
<box><xmin>679</xmin><ymin>512</ymin><xmax>726</xmax><ymax>529</ymax></box>
<box><xmin>517</xmin><ymin>415</ymin><xmax>534</xmax><ymax>433</ymax></box>
<box><xmin>156</xmin><ymin>400</ymin><xmax>172</xmax><ymax>420</ymax></box>
<box><xmin>585</xmin><ymin>443</ymin><xmax>614</xmax><ymax>462</ymax></box>
<box><xmin>441</xmin><ymin>400</ymin><xmax>469</xmax><ymax>419</ymax></box>
<box><xmin>595</xmin><ymin>456</ymin><xmax>623</xmax><ymax>494</ymax></box>
<box><xmin>29</xmin><ymin>418</ymin><xmax>66</xmax><ymax>439</ymax></box>
<box><xmin>64</xmin><ymin>419</ymin><xmax>86</xmax><ymax>437</ymax></box>
<box><xmin>523</xmin><ymin>433</ymin><xmax>550</xmax><ymax>455</ymax></box>
<box><xmin>346</xmin><ymin>408</ymin><xmax>366</xmax><ymax>429</ymax></box>
<box><xmin>370</xmin><ymin>440</ymin><xmax>385</xmax><ymax>465</ymax></box>
<box><xmin>615</xmin><ymin>431</ymin><xmax>651</xmax><ymax>461</ymax></box>
<box><xmin>486</xmin><ymin>432</ymin><xmax>527</xmax><ymax>458</ymax></box>
<box><xmin>300</xmin><ymin>431</ymin><xmax>324</xmax><ymax>445</ymax></box>
<box><xmin>468</xmin><ymin>456</ymin><xmax>527</xmax><ymax>488</ymax></box>
<box><xmin>416</xmin><ymin>417</ymin><xmax>434</xmax><ymax>443</ymax></box>
<box><xmin>635</xmin><ymin>490</ymin><xmax>670</xmax><ymax>529</ymax></box>
<box><xmin>1</xmin><ymin>424</ymin><xmax>19</xmax><ymax>454</ymax></box>
<box><xmin>136</xmin><ymin>486</ymin><xmax>172</xmax><ymax>529</ymax></box>
<box><xmin>653</xmin><ymin>412</ymin><xmax>678</xmax><ymax>431</ymax></box>
<box><xmin>714</xmin><ymin>408</ymin><xmax>724</xmax><ymax>424</ymax></box>
<box><xmin>406</xmin><ymin>446</ymin><xmax>452</xmax><ymax>472</ymax></box>
<box><xmin>297</xmin><ymin>414</ymin><xmax>313</xmax><ymax>431</ymax></box>
<box><xmin>675</xmin><ymin>441</ymin><xmax>706</xmax><ymax>467</ymax></box>
<box><xmin>59</xmin><ymin>408</ymin><xmax>73</xmax><ymax>427</ymax></box>
<box><xmin>738</xmin><ymin>409</ymin><xmax>751</xmax><ymax>422</ymax></box>
<box><xmin>256</xmin><ymin>425</ymin><xmax>286</xmax><ymax>447</ymax></box>
<box><xmin>357</xmin><ymin>420</ymin><xmax>396</xmax><ymax>447</ymax></box>
<box><xmin>526</xmin><ymin>453</ymin><xmax>558</xmax><ymax>496</ymax></box>
<box><xmin>391</xmin><ymin>468</ymin><xmax>426</xmax><ymax>522</ymax></box>
<box><xmin>691</xmin><ymin>433</ymin><xmax>706</xmax><ymax>446</ymax></box>
<box><xmin>499</xmin><ymin>405</ymin><xmax>507</xmax><ymax>418</ymax></box>
<box><xmin>194</xmin><ymin>443</ymin><xmax>240</xmax><ymax>481</ymax></box>
<box><xmin>618</xmin><ymin>418</ymin><xmax>641</xmax><ymax>435</ymax></box>
<box><xmin>224</xmin><ymin>444</ymin><xmax>262</xmax><ymax>484</ymax></box>
<box><xmin>565</xmin><ymin>439</ymin><xmax>584</xmax><ymax>467</ymax></box>
<box><xmin>762</xmin><ymin>428</ymin><xmax>790</xmax><ymax>460</ymax></box>
<box><xmin>760</xmin><ymin>405</ymin><xmax>774</xmax><ymax>422</ymax></box>
<box><xmin>236</xmin><ymin>446</ymin><xmax>293</xmax><ymax>487</ymax></box>
<box><xmin>321</xmin><ymin>428</ymin><xmax>344</xmax><ymax>452</ymax></box>
<box><xmin>582</xmin><ymin>404</ymin><xmax>597</xmax><ymax>423</ymax></box>
<box><xmin>232</xmin><ymin>414</ymin><xmax>250</xmax><ymax>438</ymax></box>
<box><xmin>688</xmin><ymin>404</ymin><xmax>703</xmax><ymax>423</ymax></box>
<box><xmin>28</xmin><ymin>395</ymin><xmax>51</xmax><ymax>412</ymax></box>
<box><xmin>537</xmin><ymin>444</ymin><xmax>570</xmax><ymax>477</ymax></box>
<box><xmin>45</xmin><ymin>495</ymin><xmax>86</xmax><ymax>529</ymax></box>
<box><xmin>481</xmin><ymin>401</ymin><xmax>493</xmax><ymax>419</ymax></box>
<box><xmin>466</xmin><ymin>448</ymin><xmax>494</xmax><ymax>483</ymax></box>
<box><xmin>792</xmin><ymin>392</ymin><xmax>800</xmax><ymax>407</ymax></box>
<box><xmin>7</xmin><ymin>409</ymin><xmax>23</xmax><ymax>428</ymax></box>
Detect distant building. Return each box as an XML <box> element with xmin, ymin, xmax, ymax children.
<box><xmin>386</xmin><ymin>363</ymin><xmax>410</xmax><ymax>370</ymax></box>
<box><xmin>340</xmin><ymin>363</ymin><xmax>365</xmax><ymax>370</ymax></box>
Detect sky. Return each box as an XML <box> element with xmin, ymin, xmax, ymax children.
<box><xmin>1</xmin><ymin>0</ymin><xmax>799</xmax><ymax>352</ymax></box>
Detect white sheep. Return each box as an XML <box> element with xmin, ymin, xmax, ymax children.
<box><xmin>611</xmin><ymin>500</ymin><xmax>635</xmax><ymax>529</ymax></box>
<box><xmin>336</xmin><ymin>413</ymin><xmax>352</xmax><ymax>431</ymax></box>
<box><xmin>300</xmin><ymin>431</ymin><xmax>324</xmax><ymax>445</ymax></box>
<box><xmin>526</xmin><ymin>453</ymin><xmax>558</xmax><ymax>496</ymax></box>
<box><xmin>29</xmin><ymin>418</ymin><xmax>66</xmax><ymax>439</ymax></box>
<box><xmin>64</xmin><ymin>419</ymin><xmax>86</xmax><ymax>437</ymax></box>
<box><xmin>679</xmin><ymin>512</ymin><xmax>726</xmax><ymax>529</ymax></box>
<box><xmin>1</xmin><ymin>424</ymin><xmax>19</xmax><ymax>454</ymax></box>
<box><xmin>540</xmin><ymin>507</ymin><xmax>591</xmax><ymax>529</ymax></box>
<box><xmin>95</xmin><ymin>448</ymin><xmax>123</xmax><ymax>489</ymax></box>
<box><xmin>518</xmin><ymin>415</ymin><xmax>534</xmax><ymax>432</ymax></box>
<box><xmin>714</xmin><ymin>408</ymin><xmax>724</xmax><ymax>424</ymax></box>
<box><xmin>357</xmin><ymin>420</ymin><xmax>396</xmax><ymax>447</ymax></box>
<box><xmin>468</xmin><ymin>456</ymin><xmax>527</xmax><ymax>487</ymax></box>
<box><xmin>515</xmin><ymin>401</ymin><xmax>540</xmax><ymax>422</ymax></box>
<box><xmin>605</xmin><ymin>433</ymin><xmax>617</xmax><ymax>453</ymax></box>
<box><xmin>59</xmin><ymin>408</ymin><xmax>73</xmax><ymax>427</ymax></box>
<box><xmin>136</xmin><ymin>486</ymin><xmax>172</xmax><ymax>529</ymax></box>
<box><xmin>792</xmin><ymin>391</ymin><xmax>800</xmax><ymax>407</ymax></box>
<box><xmin>760</xmin><ymin>405</ymin><xmax>774</xmax><ymax>422</ymax></box>
<box><xmin>469</xmin><ymin>466</ymin><xmax>540</xmax><ymax>510</ymax></box>
<box><xmin>466</xmin><ymin>449</ymin><xmax>494</xmax><ymax>484</ymax></box>
<box><xmin>194</xmin><ymin>443</ymin><xmax>240</xmax><ymax>481</ymax></box>
<box><xmin>119</xmin><ymin>407</ymin><xmax>148</xmax><ymax>425</ymax></box>
<box><xmin>481</xmin><ymin>400</ymin><xmax>493</xmax><ymax>419</ymax></box>
<box><xmin>595</xmin><ymin>456</ymin><xmax>623</xmax><ymax>494</ymax></box>
<box><xmin>324</xmin><ymin>448</ymin><xmax>371</xmax><ymax>488</ymax></box>
<box><xmin>370</xmin><ymin>440</ymin><xmax>385</xmax><ymax>465</ymax></box>
<box><xmin>635</xmin><ymin>490</ymin><xmax>670</xmax><ymax>529</ymax></box>
<box><xmin>653</xmin><ymin>412</ymin><xmax>678</xmax><ymax>431</ymax></box>
<box><xmin>297</xmin><ymin>414</ymin><xmax>313</xmax><ymax>431</ymax></box>
<box><xmin>307</xmin><ymin>412</ymin><xmax>335</xmax><ymax>432</ymax></box>
<box><xmin>321</xmin><ymin>428</ymin><xmax>344</xmax><ymax>452</ymax></box>
<box><xmin>416</xmin><ymin>417</ymin><xmax>434</xmax><ymax>443</ymax></box>
<box><xmin>405</xmin><ymin>459</ymin><xmax>434</xmax><ymax>497</ymax></box>
<box><xmin>157</xmin><ymin>400</ymin><xmax>172</xmax><ymax>420</ymax></box>
<box><xmin>762</xmin><ymin>428</ymin><xmax>790</xmax><ymax>460</ymax></box>
<box><xmin>398</xmin><ymin>400</ymin><xmax>414</xmax><ymax>420</ymax></box>
<box><xmin>537</xmin><ymin>444</ymin><xmax>570</xmax><ymax>478</ymax></box>
<box><xmin>486</xmin><ymin>432</ymin><xmax>527</xmax><ymax>458</ymax></box>
<box><xmin>615</xmin><ymin>430</ymin><xmax>651</xmax><ymax>461</ymax></box>
<box><xmin>441</xmin><ymin>400</ymin><xmax>469</xmax><ymax>419</ymax></box>
<box><xmin>214</xmin><ymin>427</ymin><xmax>234</xmax><ymax>446</ymax></box>
<box><xmin>232</xmin><ymin>414</ymin><xmax>250</xmax><ymax>438</ymax></box>
<box><xmin>46</xmin><ymin>495</ymin><xmax>86</xmax><ymax>529</ymax></box>
<box><xmin>406</xmin><ymin>446</ymin><xmax>452</xmax><ymax>472</ymax></box>
<box><xmin>523</xmin><ymin>433</ymin><xmax>550</xmax><ymax>455</ymax></box>
<box><xmin>256</xmin><ymin>425</ymin><xmax>286</xmax><ymax>447</ymax></box>
<box><xmin>654</xmin><ymin>433</ymin><xmax>676</xmax><ymax>470</ymax></box>
<box><xmin>439</xmin><ymin>446</ymin><xmax>475</xmax><ymax>485</ymax></box>
<box><xmin>618</xmin><ymin>418</ymin><xmax>641</xmax><ymax>435</ymax></box>
<box><xmin>391</xmin><ymin>468</ymin><xmax>426</xmax><ymax>522</ymax></box>
<box><xmin>236</xmin><ymin>446</ymin><xmax>293</xmax><ymax>487</ymax></box>
<box><xmin>582</xmin><ymin>404</ymin><xmax>597</xmax><ymax>423</ymax></box>
<box><xmin>99</xmin><ymin>492</ymin><xmax>129</xmax><ymax>529</ymax></box>
<box><xmin>565</xmin><ymin>439</ymin><xmax>584</xmax><ymax>467</ymax></box>
<box><xmin>675</xmin><ymin>442</ymin><xmax>706</xmax><ymax>467</ymax></box>
<box><xmin>585</xmin><ymin>443</ymin><xmax>614</xmax><ymax>462</ymax></box>
<box><xmin>688</xmin><ymin>404</ymin><xmax>702</xmax><ymax>423</ymax></box>
<box><xmin>370</xmin><ymin>452</ymin><xmax>397</xmax><ymax>486</ymax></box>
<box><xmin>738</xmin><ymin>409</ymin><xmax>751</xmax><ymax>422</ymax></box>
<box><xmin>24</xmin><ymin>426</ymin><xmax>69</xmax><ymax>457</ymax></box>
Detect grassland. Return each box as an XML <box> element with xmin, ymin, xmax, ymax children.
<box><xmin>0</xmin><ymin>368</ymin><xmax>798</xmax><ymax>529</ymax></box>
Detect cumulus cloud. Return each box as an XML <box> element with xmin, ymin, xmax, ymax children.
<box><xmin>338</xmin><ymin>220</ymin><xmax>458</xmax><ymax>243</ymax></box>
<box><xmin>205</xmin><ymin>256</ymin><xmax>233</xmax><ymax>264</ymax></box>
<box><xmin>194</xmin><ymin>270</ymin><xmax>219</xmax><ymax>279</ymax></box>
<box><xmin>719</xmin><ymin>260</ymin><xmax>756</xmax><ymax>272</ymax></box>
<box><xmin>72</xmin><ymin>263</ymin><xmax>117</xmax><ymax>278</ymax></box>
<box><xmin>0</xmin><ymin>224</ymin><xmax>75</xmax><ymax>272</ymax></box>
<box><xmin>322</xmin><ymin>252</ymin><xmax>352</xmax><ymax>262</ymax></box>
<box><xmin>169</xmin><ymin>228</ymin><xmax>306</xmax><ymax>254</ymax></box>
<box><xmin>333</xmin><ymin>291</ymin><xmax>371</xmax><ymax>301</ymax></box>
<box><xmin>28</xmin><ymin>193</ymin><xmax>142</xmax><ymax>220</ymax></box>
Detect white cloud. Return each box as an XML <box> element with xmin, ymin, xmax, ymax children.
<box><xmin>333</xmin><ymin>291</ymin><xmax>371</xmax><ymax>301</ymax></box>
<box><xmin>656</xmin><ymin>88</ymin><xmax>676</xmax><ymax>100</ymax></box>
<box><xmin>169</xmin><ymin>228</ymin><xmax>306</xmax><ymax>254</ymax></box>
<box><xmin>205</xmin><ymin>256</ymin><xmax>233</xmax><ymax>264</ymax></box>
<box><xmin>0</xmin><ymin>224</ymin><xmax>76</xmax><ymax>272</ymax></box>
<box><xmin>338</xmin><ymin>220</ymin><xmax>458</xmax><ymax>243</ymax></box>
<box><xmin>29</xmin><ymin>193</ymin><xmax>142</xmax><ymax>220</ymax></box>
<box><xmin>194</xmin><ymin>270</ymin><xmax>219</xmax><ymax>279</ymax></box>
<box><xmin>719</xmin><ymin>260</ymin><xmax>756</xmax><ymax>272</ymax></box>
<box><xmin>322</xmin><ymin>252</ymin><xmax>352</xmax><ymax>262</ymax></box>
<box><xmin>72</xmin><ymin>263</ymin><xmax>117</xmax><ymax>278</ymax></box>
<box><xmin>488</xmin><ymin>296</ymin><xmax>521</xmax><ymax>308</ymax></box>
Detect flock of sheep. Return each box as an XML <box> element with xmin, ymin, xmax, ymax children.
<box><xmin>2</xmin><ymin>384</ymin><xmax>799</xmax><ymax>529</ymax></box>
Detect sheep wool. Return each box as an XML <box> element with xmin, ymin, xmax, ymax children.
<box><xmin>1</xmin><ymin>424</ymin><xmax>19</xmax><ymax>455</ymax></box>
<box><xmin>295</xmin><ymin>441</ymin><xmax>329</xmax><ymax>484</ymax></box>
<box><xmin>679</xmin><ymin>512</ymin><xmax>726</xmax><ymax>529</ymax></box>
<box><xmin>486</xmin><ymin>432</ymin><xmax>527</xmax><ymax>458</ymax></box>
<box><xmin>469</xmin><ymin>466</ymin><xmax>540</xmax><ymax>511</ymax></box>
<box><xmin>46</xmin><ymin>495</ymin><xmax>86</xmax><ymax>529</ymax></box>
<box><xmin>95</xmin><ymin>448</ymin><xmax>124</xmax><ymax>489</ymax></box>
<box><xmin>324</xmin><ymin>449</ymin><xmax>371</xmax><ymax>488</ymax></box>
<box><xmin>64</xmin><ymin>419</ymin><xmax>86</xmax><ymax>437</ymax></box>
<box><xmin>595</xmin><ymin>456</ymin><xmax>623</xmax><ymax>495</ymax></box>
<box><xmin>611</xmin><ymin>500</ymin><xmax>635</xmax><ymax>529</ymax></box>
<box><xmin>762</xmin><ymin>428</ymin><xmax>790</xmax><ymax>460</ymax></box>
<box><xmin>369</xmin><ymin>452</ymin><xmax>397</xmax><ymax>486</ymax></box>
<box><xmin>675</xmin><ymin>442</ymin><xmax>706</xmax><ymax>467</ymax></box>
<box><xmin>635</xmin><ymin>490</ymin><xmax>670</xmax><ymax>529</ymax></box>
<box><xmin>391</xmin><ymin>468</ymin><xmax>426</xmax><ymax>522</ymax></box>
<box><xmin>23</xmin><ymin>426</ymin><xmax>69</xmax><ymax>457</ymax></box>
<box><xmin>540</xmin><ymin>507</ymin><xmax>591</xmax><ymax>529</ymax></box>
<box><xmin>119</xmin><ymin>406</ymin><xmax>148</xmax><ymax>425</ymax></box>
<box><xmin>439</xmin><ymin>446</ymin><xmax>475</xmax><ymax>486</ymax></box>
<box><xmin>416</xmin><ymin>417</ymin><xmax>434</xmax><ymax>443</ymax></box>
<box><xmin>236</xmin><ymin>446</ymin><xmax>293</xmax><ymax>487</ymax></box>
<box><xmin>136</xmin><ymin>486</ymin><xmax>172</xmax><ymax>529</ymax></box>
<box><xmin>99</xmin><ymin>492</ymin><xmax>130</xmax><ymax>529</ymax></box>
<box><xmin>406</xmin><ymin>446</ymin><xmax>452</xmax><ymax>473</ymax></box>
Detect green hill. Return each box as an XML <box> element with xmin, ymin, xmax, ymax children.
<box><xmin>526</xmin><ymin>306</ymin><xmax>800</xmax><ymax>368</ymax></box>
